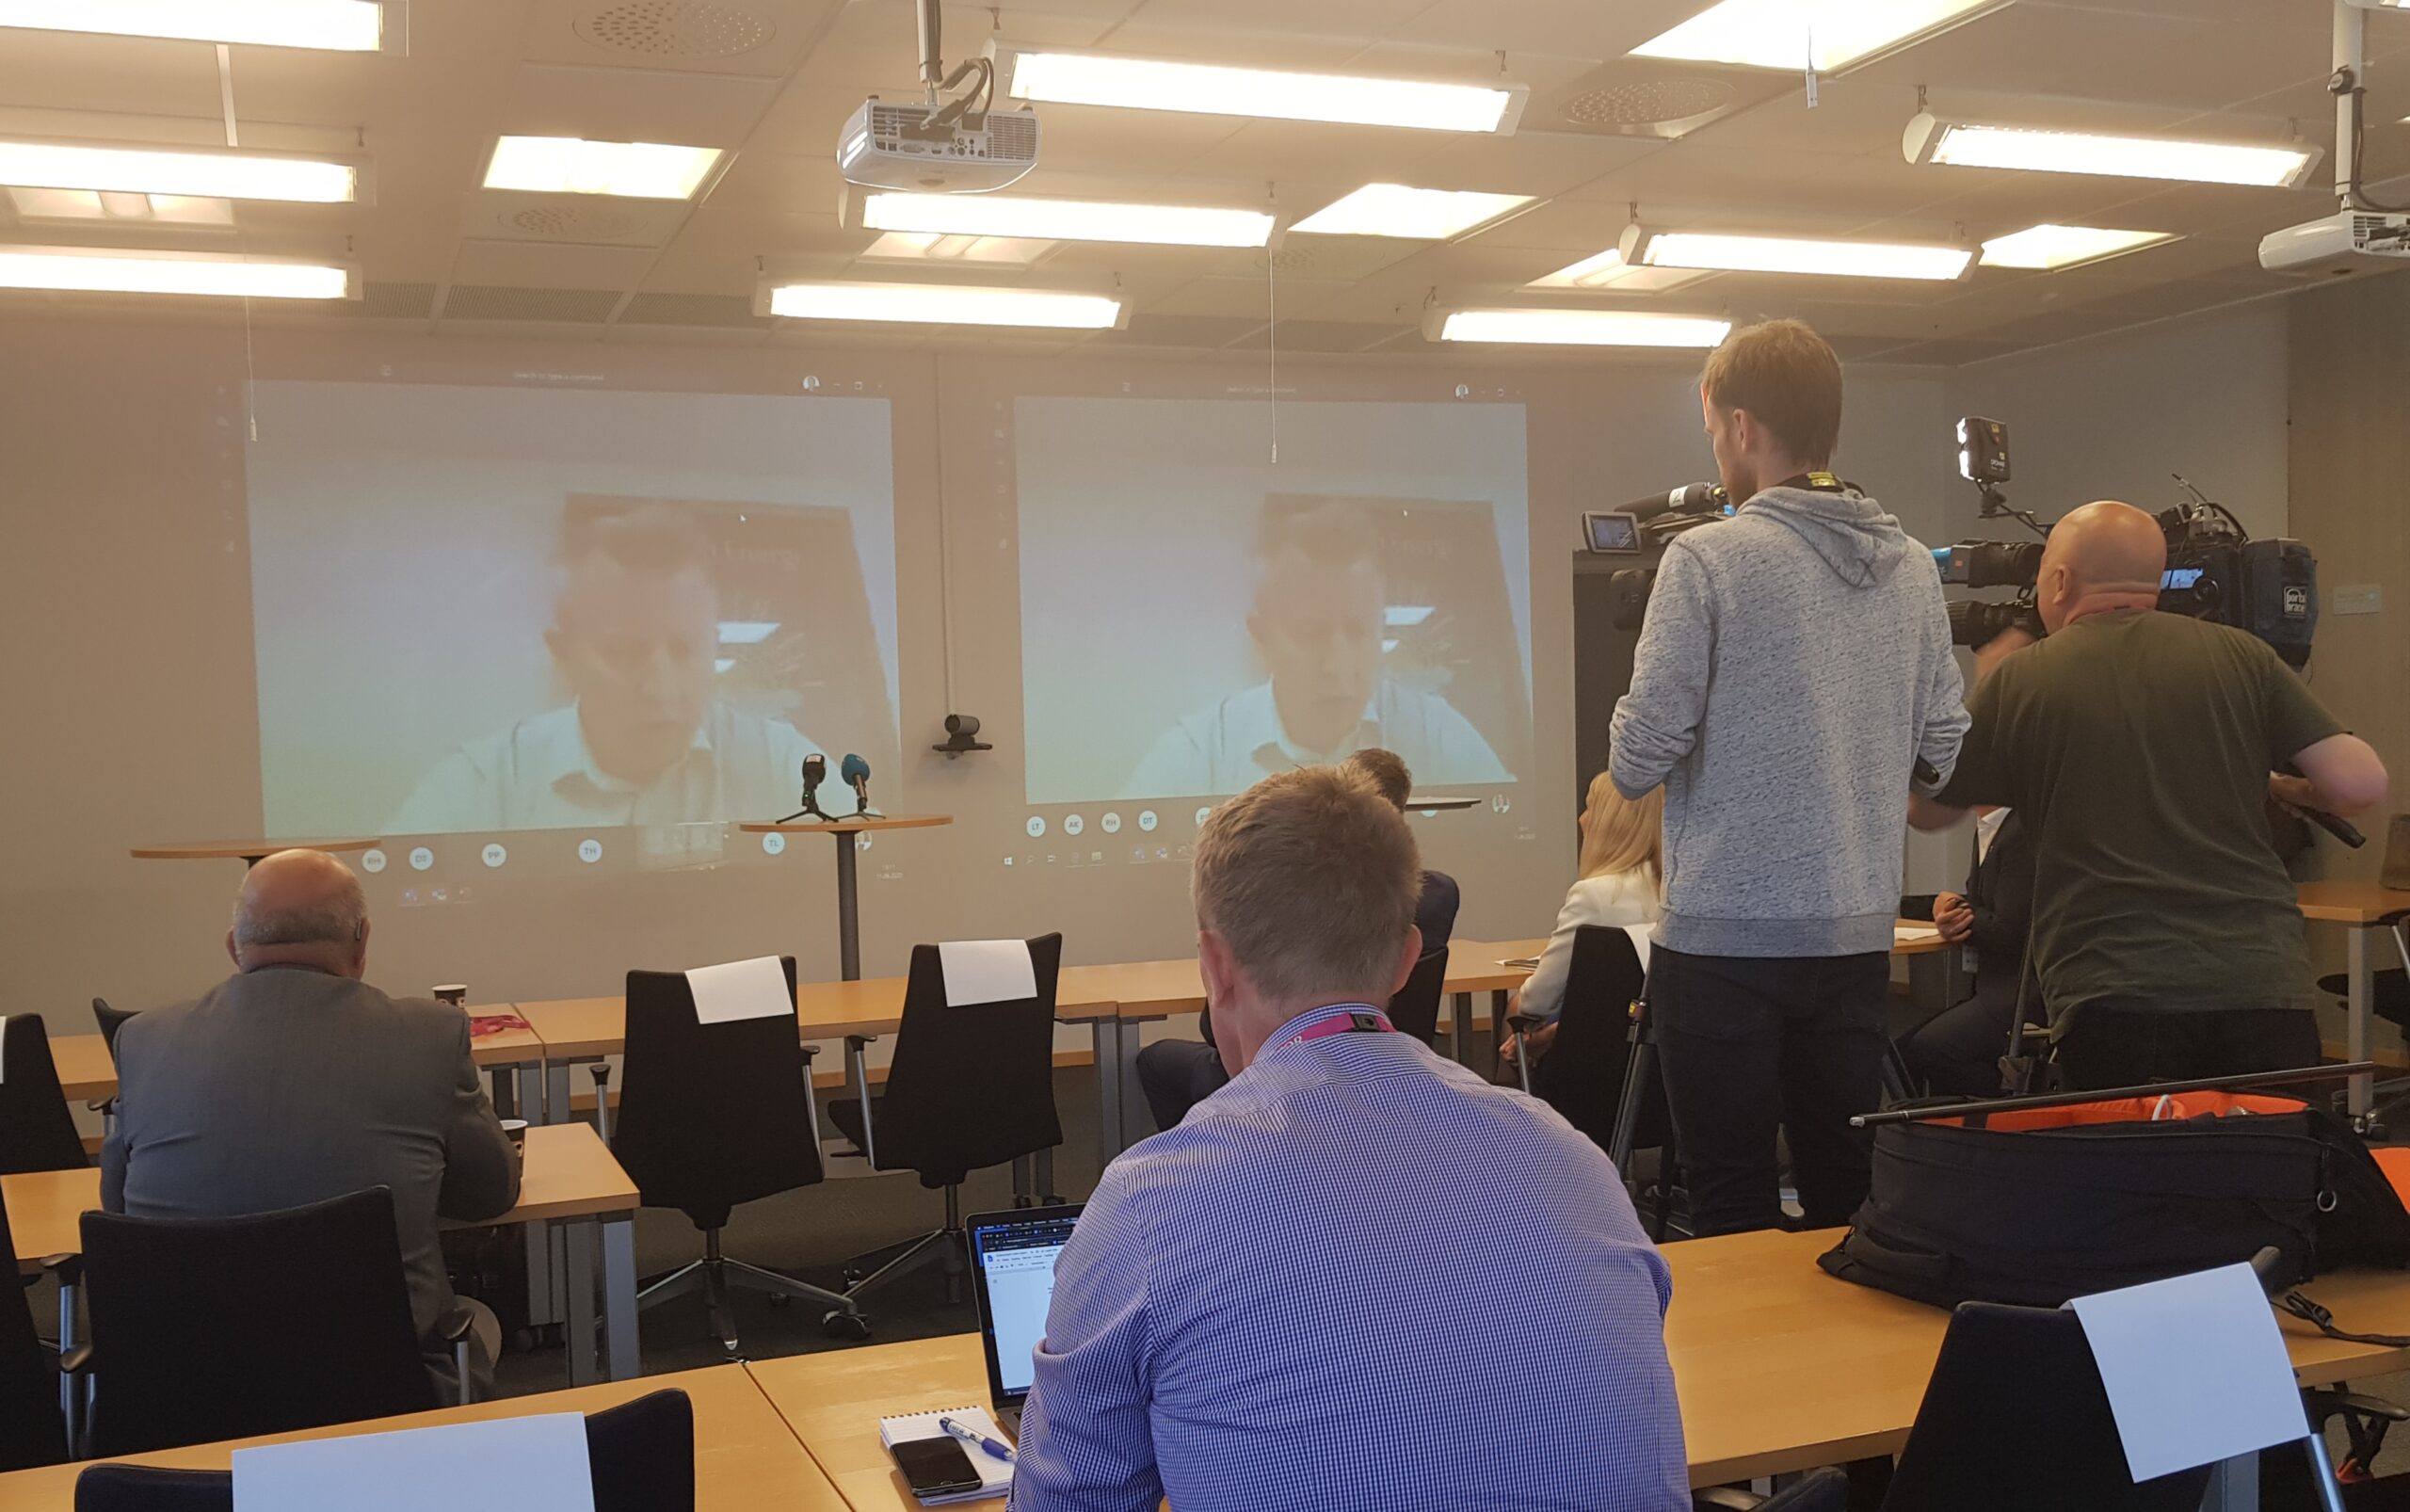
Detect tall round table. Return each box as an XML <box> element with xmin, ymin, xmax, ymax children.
<box><xmin>738</xmin><ymin>815</ymin><xmax>954</xmax><ymax>981</ymax></box>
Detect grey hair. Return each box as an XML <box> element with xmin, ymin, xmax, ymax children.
<box><xmin>233</xmin><ymin>875</ymin><xmax>367</xmax><ymax>949</ymax></box>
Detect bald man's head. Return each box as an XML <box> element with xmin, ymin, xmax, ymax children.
<box><xmin>2036</xmin><ymin>500</ymin><xmax>2167</xmax><ymax>633</ymax></box>
<box><xmin>229</xmin><ymin>849</ymin><xmax>370</xmax><ymax>977</ymax></box>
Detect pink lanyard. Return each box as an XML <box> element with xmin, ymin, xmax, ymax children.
<box><xmin>1279</xmin><ymin>1005</ymin><xmax>1395</xmax><ymax>1048</ymax></box>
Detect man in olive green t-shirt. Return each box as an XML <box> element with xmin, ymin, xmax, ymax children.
<box><xmin>1912</xmin><ymin>501</ymin><xmax>2387</xmax><ymax>1088</ymax></box>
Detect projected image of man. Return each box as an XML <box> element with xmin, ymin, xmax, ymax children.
<box><xmin>387</xmin><ymin>507</ymin><xmax>825</xmax><ymax>833</ymax></box>
<box><xmin>1121</xmin><ymin>504</ymin><xmax>1509</xmax><ymax>798</ymax></box>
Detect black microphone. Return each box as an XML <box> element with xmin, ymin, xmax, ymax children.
<box><xmin>779</xmin><ymin>753</ymin><xmax>830</xmax><ymax>823</ymax></box>
<box><xmin>1625</xmin><ymin>482</ymin><xmax>1727</xmax><ymax>522</ymax></box>
<box><xmin>841</xmin><ymin>752</ymin><xmax>876</xmax><ymax>816</ymax></box>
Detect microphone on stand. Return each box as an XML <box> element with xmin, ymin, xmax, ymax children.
<box><xmin>779</xmin><ymin>753</ymin><xmax>831</xmax><ymax>823</ymax></box>
<box><xmin>841</xmin><ymin>752</ymin><xmax>877</xmax><ymax>817</ymax></box>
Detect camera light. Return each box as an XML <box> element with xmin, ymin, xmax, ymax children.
<box><xmin>1959</xmin><ymin>448</ymin><xmax>1973</xmax><ymax>481</ymax></box>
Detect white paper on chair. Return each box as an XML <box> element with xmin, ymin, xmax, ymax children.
<box><xmin>939</xmin><ymin>939</ymin><xmax>1036</xmax><ymax>1007</ymax></box>
<box><xmin>2065</xmin><ymin>1263</ymin><xmax>2309</xmax><ymax>1482</ymax></box>
<box><xmin>232</xmin><ymin>1412</ymin><xmax>596</xmax><ymax>1512</ymax></box>
<box><xmin>685</xmin><ymin>955</ymin><xmax>792</xmax><ymax>1024</ymax></box>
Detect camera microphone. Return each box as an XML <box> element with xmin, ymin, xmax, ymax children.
<box><xmin>2303</xmin><ymin>808</ymin><xmax>2367</xmax><ymax>849</ymax></box>
<box><xmin>841</xmin><ymin>752</ymin><xmax>876</xmax><ymax>817</ymax></box>
<box><xmin>1625</xmin><ymin>482</ymin><xmax>1727</xmax><ymax>522</ymax></box>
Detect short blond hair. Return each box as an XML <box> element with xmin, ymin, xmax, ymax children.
<box><xmin>1341</xmin><ymin>748</ymin><xmax>1412</xmax><ymax>811</ymax></box>
<box><xmin>1701</xmin><ymin>318</ymin><xmax>1843</xmax><ymax>467</ymax></box>
<box><xmin>1193</xmin><ymin>766</ymin><xmax>1422</xmax><ymax>1003</ymax></box>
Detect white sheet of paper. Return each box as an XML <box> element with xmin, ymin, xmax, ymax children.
<box><xmin>685</xmin><ymin>955</ymin><xmax>792</xmax><ymax>1024</ymax></box>
<box><xmin>2066</xmin><ymin>1263</ymin><xmax>2308</xmax><ymax>1482</ymax></box>
<box><xmin>1893</xmin><ymin>924</ymin><xmax>1941</xmax><ymax>943</ymax></box>
<box><xmin>233</xmin><ymin>1412</ymin><xmax>595</xmax><ymax>1512</ymax></box>
<box><xmin>939</xmin><ymin>939</ymin><xmax>1036</xmax><ymax>1007</ymax></box>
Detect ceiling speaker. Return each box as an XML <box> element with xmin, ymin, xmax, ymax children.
<box><xmin>500</xmin><ymin>202</ymin><xmax>649</xmax><ymax>241</ymax></box>
<box><xmin>571</xmin><ymin>0</ymin><xmax>776</xmax><ymax>58</ymax></box>
<box><xmin>1560</xmin><ymin>77</ymin><xmax>1736</xmax><ymax>129</ymax></box>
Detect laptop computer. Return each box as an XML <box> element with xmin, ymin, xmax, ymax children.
<box><xmin>966</xmin><ymin>1203</ymin><xmax>1083</xmax><ymax>1434</ymax></box>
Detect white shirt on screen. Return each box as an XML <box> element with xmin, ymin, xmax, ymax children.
<box><xmin>1516</xmin><ymin>870</ymin><xmax>1660</xmax><ymax>1024</ymax></box>
<box><xmin>385</xmin><ymin>700</ymin><xmax>823</xmax><ymax>834</ymax></box>
<box><xmin>1119</xmin><ymin>677</ymin><xmax>1511</xmax><ymax>799</ymax></box>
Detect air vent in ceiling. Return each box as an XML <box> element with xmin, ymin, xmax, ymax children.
<box><xmin>1562</xmin><ymin>77</ymin><xmax>1735</xmax><ymax>129</ymax></box>
<box><xmin>361</xmin><ymin>281</ymin><xmax>438</xmax><ymax>319</ymax></box>
<box><xmin>442</xmin><ymin>284</ymin><xmax>621</xmax><ymax>323</ymax></box>
<box><xmin>500</xmin><ymin>202</ymin><xmax>650</xmax><ymax>242</ymax></box>
<box><xmin>1259</xmin><ymin>246</ymin><xmax>1315</xmax><ymax>275</ymax></box>
<box><xmin>1536</xmin><ymin>63</ymin><xmax>1771</xmax><ymax>141</ymax></box>
<box><xmin>571</xmin><ymin>0</ymin><xmax>776</xmax><ymax>59</ymax></box>
<box><xmin>619</xmin><ymin>291</ymin><xmax>769</xmax><ymax>329</ymax></box>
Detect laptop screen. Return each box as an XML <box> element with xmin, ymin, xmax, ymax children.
<box><xmin>970</xmin><ymin>1206</ymin><xmax>1081</xmax><ymax>1401</ymax></box>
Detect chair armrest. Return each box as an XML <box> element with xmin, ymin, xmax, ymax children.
<box><xmin>58</xmin><ymin>1343</ymin><xmax>92</xmax><ymax>1375</ymax></box>
<box><xmin>40</xmin><ymin>1254</ymin><xmax>80</xmax><ymax>1288</ymax></box>
<box><xmin>2306</xmin><ymin>1389</ymin><xmax>2410</xmax><ymax>1424</ymax></box>
<box><xmin>1693</xmin><ymin>1490</ymin><xmax>1768</xmax><ymax>1510</ymax></box>
<box><xmin>800</xmin><ymin>1043</ymin><xmax>820</xmax><ymax>1064</ymax></box>
<box><xmin>434</xmin><ymin>1302</ymin><xmax>480</xmax><ymax>1345</ymax></box>
<box><xmin>1505</xmin><ymin>1013</ymin><xmax>1545</xmax><ymax>1035</ymax></box>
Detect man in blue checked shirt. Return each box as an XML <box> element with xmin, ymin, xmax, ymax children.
<box><xmin>1007</xmin><ymin>764</ymin><xmax>1689</xmax><ymax>1512</ymax></box>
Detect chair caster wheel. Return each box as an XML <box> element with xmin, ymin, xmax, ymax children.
<box><xmin>767</xmin><ymin>1292</ymin><xmax>793</xmax><ymax>1309</ymax></box>
<box><xmin>843</xmin><ymin>1267</ymin><xmax>867</xmax><ymax>1286</ymax></box>
<box><xmin>823</xmin><ymin>1310</ymin><xmax>872</xmax><ymax>1341</ymax></box>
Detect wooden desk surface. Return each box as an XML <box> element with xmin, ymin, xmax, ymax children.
<box><xmin>739</xmin><ymin>814</ymin><xmax>953</xmax><ymax>835</ymax></box>
<box><xmin>126</xmin><ymin>839</ymin><xmax>378</xmax><ymax>861</ymax></box>
<box><xmin>747</xmin><ymin>1335</ymin><xmax>993</xmax><ymax>1512</ymax></box>
<box><xmin>521</xmin><ymin>974</ymin><xmax>1118</xmax><ymax>1063</ymax></box>
<box><xmin>0</xmin><ymin>1363</ymin><xmax>845</xmax><ymax>1511</ymax></box>
<box><xmin>2298</xmin><ymin>879</ymin><xmax>2410</xmax><ymax>925</ymax></box>
<box><xmin>8</xmin><ymin>1122</ymin><xmax>635</xmax><ymax>1271</ymax></box>
<box><xmin>49</xmin><ymin>1034</ymin><xmax>115</xmax><ymax>1102</ymax></box>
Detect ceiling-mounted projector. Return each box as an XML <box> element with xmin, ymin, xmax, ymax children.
<box><xmin>2258</xmin><ymin>210</ymin><xmax>2410</xmax><ymax>276</ymax></box>
<box><xmin>838</xmin><ymin>97</ymin><xmax>1039</xmax><ymax>192</ymax></box>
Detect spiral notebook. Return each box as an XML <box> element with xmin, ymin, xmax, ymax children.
<box><xmin>879</xmin><ymin>1407</ymin><xmax>1015</xmax><ymax>1504</ymax></box>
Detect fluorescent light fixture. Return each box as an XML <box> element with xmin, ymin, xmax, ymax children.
<box><xmin>1002</xmin><ymin>44</ymin><xmax>1524</xmax><ymax>133</ymax></box>
<box><xmin>1980</xmin><ymin>223</ymin><xmax>2179</xmax><ymax>270</ymax></box>
<box><xmin>1620</xmin><ymin>223</ymin><xmax>1974</xmax><ymax>281</ymax></box>
<box><xmin>1290</xmin><ymin>184</ymin><xmax>1534</xmax><ymax>239</ymax></box>
<box><xmin>859</xmin><ymin>230</ymin><xmax>1056</xmax><ymax>266</ymax></box>
<box><xmin>0</xmin><ymin>0</ymin><xmax>381</xmax><ymax>49</ymax></box>
<box><xmin>5</xmin><ymin>186</ymin><xmax>235</xmax><ymax>225</ymax></box>
<box><xmin>1527</xmin><ymin>246</ymin><xmax>1708</xmax><ymax>293</ymax></box>
<box><xmin>1904</xmin><ymin>113</ymin><xmax>2321</xmax><ymax>187</ymax></box>
<box><xmin>1632</xmin><ymin>0</ymin><xmax>2000</xmax><ymax>72</ymax></box>
<box><xmin>0</xmin><ymin>139</ymin><xmax>357</xmax><ymax>202</ymax></box>
<box><xmin>0</xmin><ymin>245</ymin><xmax>352</xmax><ymax>298</ymax></box>
<box><xmin>1385</xmin><ymin>605</ymin><xmax>1435</xmax><ymax>627</ymax></box>
<box><xmin>483</xmin><ymin>137</ymin><xmax>723</xmax><ymax>201</ymax></box>
<box><xmin>859</xmin><ymin>189</ymin><xmax>1273</xmax><ymax>247</ymax></box>
<box><xmin>1425</xmin><ymin>306</ymin><xmax>1733</xmax><ymax>347</ymax></box>
<box><xmin>763</xmin><ymin>280</ymin><xmax>1125</xmax><ymax>329</ymax></box>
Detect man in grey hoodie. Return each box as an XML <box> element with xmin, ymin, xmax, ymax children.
<box><xmin>1610</xmin><ymin>318</ymin><xmax>1968</xmax><ymax>1238</ymax></box>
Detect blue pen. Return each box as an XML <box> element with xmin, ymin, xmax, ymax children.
<box><xmin>938</xmin><ymin>1416</ymin><xmax>1018</xmax><ymax>1465</ymax></box>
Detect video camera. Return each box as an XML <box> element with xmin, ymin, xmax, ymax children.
<box><xmin>1937</xmin><ymin>416</ymin><xmax>2319</xmax><ymax>668</ymax></box>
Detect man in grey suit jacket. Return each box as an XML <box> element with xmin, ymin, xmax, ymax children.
<box><xmin>100</xmin><ymin>849</ymin><xmax>520</xmax><ymax>1388</ymax></box>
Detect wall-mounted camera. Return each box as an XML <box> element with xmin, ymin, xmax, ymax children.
<box><xmin>932</xmin><ymin>713</ymin><xmax>992</xmax><ymax>758</ymax></box>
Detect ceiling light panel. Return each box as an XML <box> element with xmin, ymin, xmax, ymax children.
<box><xmin>0</xmin><ymin>140</ymin><xmax>357</xmax><ymax>203</ymax></box>
<box><xmin>1623</xmin><ymin>225</ymin><xmax>1974</xmax><ymax>281</ymax></box>
<box><xmin>483</xmin><ymin>137</ymin><xmax>723</xmax><ymax>201</ymax></box>
<box><xmin>1979</xmin><ymin>223</ymin><xmax>2178</xmax><ymax>270</ymax></box>
<box><xmin>1527</xmin><ymin>248</ymin><xmax>1709</xmax><ymax>294</ymax></box>
<box><xmin>860</xmin><ymin>191</ymin><xmax>1273</xmax><ymax>247</ymax></box>
<box><xmin>1003</xmin><ymin>46</ymin><xmax>1524</xmax><ymax>134</ymax></box>
<box><xmin>0</xmin><ymin>246</ymin><xmax>352</xmax><ymax>298</ymax></box>
<box><xmin>1291</xmin><ymin>185</ymin><xmax>1534</xmax><ymax>239</ymax></box>
<box><xmin>1904</xmin><ymin>114</ymin><xmax>2321</xmax><ymax>187</ymax></box>
<box><xmin>0</xmin><ymin>0</ymin><xmax>383</xmax><ymax>50</ymax></box>
<box><xmin>765</xmin><ymin>281</ymin><xmax>1125</xmax><ymax>329</ymax></box>
<box><xmin>1631</xmin><ymin>0</ymin><xmax>2000</xmax><ymax>72</ymax></box>
<box><xmin>859</xmin><ymin>231</ymin><xmax>1057</xmax><ymax>267</ymax></box>
<box><xmin>1432</xmin><ymin>308</ymin><xmax>1732</xmax><ymax>347</ymax></box>
<box><xmin>6</xmin><ymin>187</ymin><xmax>238</xmax><ymax>225</ymax></box>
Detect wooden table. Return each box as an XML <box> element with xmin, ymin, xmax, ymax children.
<box><xmin>126</xmin><ymin>838</ymin><xmax>379</xmax><ymax>867</ymax></box>
<box><xmin>6</xmin><ymin>1123</ymin><xmax>644</xmax><ymax>1387</ymax></box>
<box><xmin>0</xmin><ymin>1363</ymin><xmax>845</xmax><ymax>1510</ymax></box>
<box><xmin>743</xmin><ymin>1228</ymin><xmax>2410</xmax><ymax>1502</ymax></box>
<box><xmin>738</xmin><ymin>815</ymin><xmax>953</xmax><ymax>982</ymax></box>
<box><xmin>43</xmin><ymin>1008</ymin><xmax>545</xmax><ymax>1112</ymax></box>
<box><xmin>2296</xmin><ymin>879</ymin><xmax>2410</xmax><ymax>1123</ymax></box>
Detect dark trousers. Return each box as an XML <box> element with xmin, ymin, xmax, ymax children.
<box><xmin>1897</xmin><ymin>988</ymin><xmax>2019</xmax><ymax>1100</ymax></box>
<box><xmin>2053</xmin><ymin>1005</ymin><xmax>2322</xmax><ymax>1090</ymax></box>
<box><xmin>1649</xmin><ymin>946</ymin><xmax>1889</xmax><ymax>1238</ymax></box>
<box><xmin>1134</xmin><ymin>1039</ymin><xmax>1229</xmax><ymax>1133</ymax></box>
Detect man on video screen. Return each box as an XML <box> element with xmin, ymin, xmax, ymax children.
<box><xmin>1121</xmin><ymin>503</ymin><xmax>1510</xmax><ymax>798</ymax></box>
<box><xmin>387</xmin><ymin>506</ymin><xmax>825</xmax><ymax>833</ymax></box>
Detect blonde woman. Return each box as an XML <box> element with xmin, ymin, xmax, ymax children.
<box><xmin>1502</xmin><ymin>775</ymin><xmax>1663</xmax><ymax>1066</ymax></box>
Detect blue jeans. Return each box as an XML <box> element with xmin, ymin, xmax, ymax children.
<box><xmin>1648</xmin><ymin>946</ymin><xmax>1889</xmax><ymax>1238</ymax></box>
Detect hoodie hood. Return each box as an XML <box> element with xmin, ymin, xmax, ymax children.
<box><xmin>1746</xmin><ymin>485</ymin><xmax>1909</xmax><ymax>589</ymax></box>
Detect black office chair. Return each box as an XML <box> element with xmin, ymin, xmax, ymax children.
<box><xmin>826</xmin><ymin>935</ymin><xmax>1065</xmax><ymax>1317</ymax></box>
<box><xmin>0</xmin><ymin>1185</ymin><xmax>66</xmax><ymax>1471</ymax></box>
<box><xmin>0</xmin><ymin>1014</ymin><xmax>91</xmax><ymax>1175</ymax></box>
<box><xmin>73</xmin><ymin>1188</ymin><xmax>472</xmax><ymax>1456</ymax></box>
<box><xmin>1382</xmin><ymin>945</ymin><xmax>1451</xmax><ymax>1045</ymax></box>
<box><xmin>2319</xmin><ymin>907</ymin><xmax>2410</xmax><ymax>1131</ymax></box>
<box><xmin>71</xmin><ymin>1385</ymin><xmax>699</xmax><ymax>1512</ymax></box>
<box><xmin>90</xmin><ymin>1000</ymin><xmax>137</xmax><ymax>1061</ymax></box>
<box><xmin>612</xmin><ymin>955</ymin><xmax>858</xmax><ymax>1354</ymax></box>
<box><xmin>1695</xmin><ymin>1469</ymin><xmax>1850</xmax><ymax>1512</ymax></box>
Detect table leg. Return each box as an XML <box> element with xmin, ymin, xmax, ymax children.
<box><xmin>1489</xmin><ymin>990</ymin><xmax>1510</xmax><ymax>1061</ymax></box>
<box><xmin>1450</xmin><ymin>991</ymin><xmax>1472</xmax><ymax>1065</ymax></box>
<box><xmin>1117</xmin><ymin>1019</ymin><xmax>1149</xmax><ymax>1151</ymax></box>
<box><xmin>545</xmin><ymin>1060</ymin><xmax>570</xmax><ymax>1132</ymax></box>
<box><xmin>833</xmin><ymin>830</ymin><xmax>861</xmax><ymax>982</ymax></box>
<box><xmin>1093</xmin><ymin>1019</ymin><xmax>1124</xmax><ymax>1167</ymax></box>
<box><xmin>515</xmin><ymin>1064</ymin><xmax>548</xmax><ymax>1126</ymax></box>
<box><xmin>2350</xmin><ymin>926</ymin><xmax>2373</xmax><ymax>1124</ymax></box>
<box><xmin>563</xmin><ymin>1218</ymin><xmax>597</xmax><ymax>1388</ymax></box>
<box><xmin>2201</xmin><ymin>1452</ymin><xmax>2259</xmax><ymax>1512</ymax></box>
<box><xmin>601</xmin><ymin>1212</ymin><xmax>638</xmax><ymax>1381</ymax></box>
